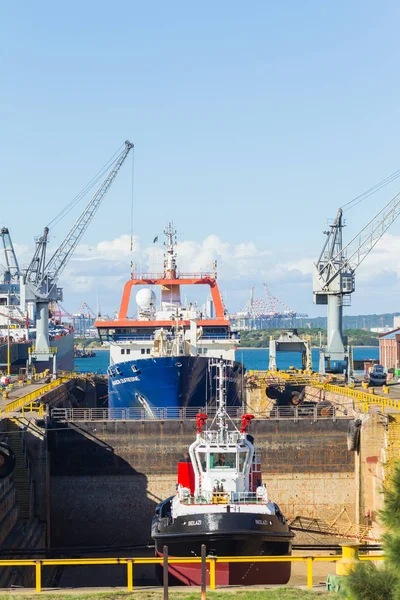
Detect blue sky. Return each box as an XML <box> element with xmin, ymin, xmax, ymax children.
<box><xmin>2</xmin><ymin>1</ymin><xmax>400</xmax><ymax>318</ymax></box>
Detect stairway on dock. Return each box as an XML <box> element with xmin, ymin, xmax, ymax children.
<box><xmin>6</xmin><ymin>420</ymin><xmax>31</xmax><ymax>519</ymax></box>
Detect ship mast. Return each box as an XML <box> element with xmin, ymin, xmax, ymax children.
<box><xmin>163</xmin><ymin>222</ymin><xmax>177</xmax><ymax>279</ymax></box>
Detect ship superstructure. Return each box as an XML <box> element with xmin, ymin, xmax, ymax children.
<box><xmin>95</xmin><ymin>224</ymin><xmax>243</xmax><ymax>411</ymax></box>
<box><xmin>151</xmin><ymin>359</ymin><xmax>294</xmax><ymax>586</ymax></box>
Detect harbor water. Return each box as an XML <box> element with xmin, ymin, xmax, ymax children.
<box><xmin>74</xmin><ymin>346</ymin><xmax>379</xmax><ymax>374</ymax></box>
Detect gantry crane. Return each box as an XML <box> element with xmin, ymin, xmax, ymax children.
<box><xmin>23</xmin><ymin>140</ymin><xmax>134</xmax><ymax>371</ymax></box>
<box><xmin>314</xmin><ymin>190</ymin><xmax>400</xmax><ymax>373</ymax></box>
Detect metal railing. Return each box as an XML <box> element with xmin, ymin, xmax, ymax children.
<box><xmin>249</xmin><ymin>370</ymin><xmax>400</xmax><ymax>415</ymax></box>
<box><xmin>0</xmin><ymin>551</ymin><xmax>384</xmax><ymax>593</ymax></box>
<box><xmin>49</xmin><ymin>404</ymin><xmax>346</xmax><ymax>422</ymax></box>
<box><xmin>126</xmin><ymin>271</ymin><xmax>216</xmax><ymax>280</ymax></box>
<box><xmin>50</xmin><ymin>406</ymin><xmax>245</xmax><ymax>421</ymax></box>
<box><xmin>28</xmin><ymin>346</ymin><xmax>58</xmax><ymax>354</ymax></box>
<box><xmin>321</xmin><ymin>383</ymin><xmax>400</xmax><ymax>413</ymax></box>
<box><xmin>180</xmin><ymin>491</ymin><xmax>267</xmax><ymax>505</ymax></box>
<box><xmin>1</xmin><ymin>375</ymin><xmax>75</xmax><ymax>415</ymax></box>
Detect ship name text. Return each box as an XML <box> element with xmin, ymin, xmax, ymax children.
<box><xmin>112</xmin><ymin>376</ymin><xmax>140</xmax><ymax>386</ymax></box>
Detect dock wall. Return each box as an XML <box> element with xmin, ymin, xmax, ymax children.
<box><xmin>49</xmin><ymin>418</ymin><xmax>355</xmax><ymax>547</ymax></box>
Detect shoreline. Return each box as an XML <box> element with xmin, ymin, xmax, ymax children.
<box><xmin>237</xmin><ymin>345</ymin><xmax>379</xmax><ymax>350</ymax></box>
<box><xmin>75</xmin><ymin>344</ymin><xmax>379</xmax><ymax>353</ymax></box>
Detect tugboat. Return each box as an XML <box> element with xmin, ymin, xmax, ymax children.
<box><xmin>151</xmin><ymin>359</ymin><xmax>294</xmax><ymax>586</ymax></box>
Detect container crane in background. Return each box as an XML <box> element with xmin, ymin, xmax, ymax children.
<box><xmin>72</xmin><ymin>302</ymin><xmax>98</xmax><ymax>337</ymax></box>
<box><xmin>232</xmin><ymin>284</ymin><xmax>308</xmax><ymax>329</ymax></box>
<box><xmin>49</xmin><ymin>302</ymin><xmax>73</xmax><ymax>324</ymax></box>
<box><xmin>79</xmin><ymin>301</ymin><xmax>96</xmax><ymax>317</ymax></box>
<box><xmin>314</xmin><ymin>190</ymin><xmax>400</xmax><ymax>373</ymax></box>
<box><xmin>22</xmin><ymin>140</ymin><xmax>134</xmax><ymax>371</ymax></box>
<box><xmin>247</xmin><ymin>286</ymin><xmax>255</xmax><ymax>314</ymax></box>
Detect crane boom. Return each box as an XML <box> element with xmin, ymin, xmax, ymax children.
<box><xmin>317</xmin><ymin>190</ymin><xmax>400</xmax><ymax>289</ymax></box>
<box><xmin>26</xmin><ymin>140</ymin><xmax>133</xmax><ymax>299</ymax></box>
<box><xmin>314</xmin><ymin>186</ymin><xmax>400</xmax><ymax>373</ymax></box>
<box><xmin>24</xmin><ymin>139</ymin><xmax>133</xmax><ymax>368</ymax></box>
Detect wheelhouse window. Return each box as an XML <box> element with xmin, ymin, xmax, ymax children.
<box><xmin>141</xmin><ymin>349</ymin><xmax>145</xmax><ymax>354</ymax></box>
<box><xmin>210</xmin><ymin>452</ymin><xmax>236</xmax><ymax>469</ymax></box>
<box><xmin>126</xmin><ymin>349</ymin><xmax>130</xmax><ymax>355</ymax></box>
<box><xmin>121</xmin><ymin>349</ymin><xmax>125</xmax><ymax>354</ymax></box>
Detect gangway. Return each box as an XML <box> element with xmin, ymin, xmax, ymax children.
<box><xmin>289</xmin><ymin>508</ymin><xmax>380</xmax><ymax>543</ymax></box>
<box><xmin>245</xmin><ymin>370</ymin><xmax>325</xmax><ymax>388</ymax></box>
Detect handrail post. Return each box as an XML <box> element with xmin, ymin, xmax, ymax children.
<box><xmin>201</xmin><ymin>544</ymin><xmax>207</xmax><ymax>600</ymax></box>
<box><xmin>209</xmin><ymin>556</ymin><xmax>216</xmax><ymax>590</ymax></box>
<box><xmin>127</xmin><ymin>558</ymin><xmax>133</xmax><ymax>591</ymax></box>
<box><xmin>306</xmin><ymin>556</ymin><xmax>313</xmax><ymax>589</ymax></box>
<box><xmin>35</xmin><ymin>560</ymin><xmax>42</xmax><ymax>593</ymax></box>
<box><xmin>163</xmin><ymin>545</ymin><xmax>169</xmax><ymax>600</ymax></box>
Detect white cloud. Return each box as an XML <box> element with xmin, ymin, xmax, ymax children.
<box><xmin>53</xmin><ymin>233</ymin><xmax>282</xmax><ymax>313</ymax></box>
<box><xmin>5</xmin><ymin>230</ymin><xmax>400</xmax><ymax>316</ymax></box>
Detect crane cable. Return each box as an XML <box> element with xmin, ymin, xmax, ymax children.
<box><xmin>46</xmin><ymin>143</ymin><xmax>126</xmax><ymax>230</ymax></box>
<box><xmin>341</xmin><ymin>167</ymin><xmax>400</xmax><ymax>212</ymax></box>
<box><xmin>130</xmin><ymin>145</ymin><xmax>135</xmax><ymax>253</ymax></box>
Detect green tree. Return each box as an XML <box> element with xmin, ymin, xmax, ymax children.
<box><xmin>345</xmin><ymin>462</ymin><xmax>400</xmax><ymax>599</ymax></box>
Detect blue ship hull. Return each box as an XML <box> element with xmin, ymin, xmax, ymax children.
<box><xmin>108</xmin><ymin>356</ymin><xmax>244</xmax><ymax>410</ymax></box>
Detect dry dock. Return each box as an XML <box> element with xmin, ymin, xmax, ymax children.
<box><xmin>0</xmin><ymin>369</ymin><xmax>397</xmax><ymax>590</ymax></box>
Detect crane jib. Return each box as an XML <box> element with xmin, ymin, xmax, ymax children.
<box><xmin>25</xmin><ymin>141</ymin><xmax>133</xmax><ymax>298</ymax></box>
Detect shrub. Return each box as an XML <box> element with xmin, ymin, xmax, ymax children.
<box><xmin>344</xmin><ymin>561</ymin><xmax>396</xmax><ymax>600</ymax></box>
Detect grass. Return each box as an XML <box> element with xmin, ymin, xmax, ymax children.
<box><xmin>0</xmin><ymin>589</ymin><xmax>341</xmax><ymax>600</ymax></box>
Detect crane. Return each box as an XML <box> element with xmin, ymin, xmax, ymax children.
<box><xmin>23</xmin><ymin>140</ymin><xmax>134</xmax><ymax>370</ymax></box>
<box><xmin>79</xmin><ymin>301</ymin><xmax>96</xmax><ymax>317</ymax></box>
<box><xmin>247</xmin><ymin>286</ymin><xmax>255</xmax><ymax>314</ymax></box>
<box><xmin>0</xmin><ymin>228</ymin><xmax>20</xmax><ymax>284</ymax></box>
<box><xmin>313</xmin><ymin>189</ymin><xmax>400</xmax><ymax>373</ymax></box>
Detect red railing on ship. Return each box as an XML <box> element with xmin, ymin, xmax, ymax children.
<box><xmin>131</xmin><ymin>272</ymin><xmax>216</xmax><ymax>280</ymax></box>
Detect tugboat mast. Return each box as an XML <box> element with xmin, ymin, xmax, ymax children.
<box><xmin>215</xmin><ymin>359</ymin><xmax>229</xmax><ymax>444</ymax></box>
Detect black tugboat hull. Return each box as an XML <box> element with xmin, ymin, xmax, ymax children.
<box><xmin>152</xmin><ymin>510</ymin><xmax>294</xmax><ymax>585</ymax></box>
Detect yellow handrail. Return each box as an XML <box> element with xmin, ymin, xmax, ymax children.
<box><xmin>0</xmin><ymin>552</ymin><xmax>384</xmax><ymax>593</ymax></box>
<box><xmin>1</xmin><ymin>375</ymin><xmax>75</xmax><ymax>414</ymax></box>
<box><xmin>248</xmin><ymin>370</ymin><xmax>400</xmax><ymax>414</ymax></box>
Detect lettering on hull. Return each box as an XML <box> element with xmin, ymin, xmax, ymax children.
<box><xmin>112</xmin><ymin>376</ymin><xmax>140</xmax><ymax>386</ymax></box>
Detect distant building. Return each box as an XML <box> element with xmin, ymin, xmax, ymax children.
<box><xmin>379</xmin><ymin>328</ymin><xmax>400</xmax><ymax>370</ymax></box>
<box><xmin>394</xmin><ymin>316</ymin><xmax>400</xmax><ymax>329</ymax></box>
<box><xmin>371</xmin><ymin>327</ymin><xmax>392</xmax><ymax>334</ymax></box>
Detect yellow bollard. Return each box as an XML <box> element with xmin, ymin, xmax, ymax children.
<box><xmin>35</xmin><ymin>560</ymin><xmax>42</xmax><ymax>592</ymax></box>
<box><xmin>127</xmin><ymin>559</ymin><xmax>133</xmax><ymax>591</ymax></box>
<box><xmin>383</xmin><ymin>385</ymin><xmax>390</xmax><ymax>394</ymax></box>
<box><xmin>306</xmin><ymin>556</ymin><xmax>313</xmax><ymax>588</ymax></box>
<box><xmin>209</xmin><ymin>557</ymin><xmax>216</xmax><ymax>590</ymax></box>
<box><xmin>336</xmin><ymin>544</ymin><xmax>360</xmax><ymax>576</ymax></box>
